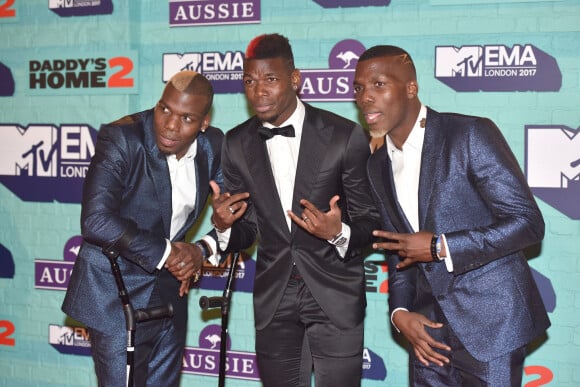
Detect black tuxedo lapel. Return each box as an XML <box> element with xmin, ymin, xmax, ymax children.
<box><xmin>368</xmin><ymin>146</ymin><xmax>412</xmax><ymax>233</ymax></box>
<box><xmin>292</xmin><ymin>108</ymin><xmax>331</xmax><ymax>234</ymax></box>
<box><xmin>418</xmin><ymin>109</ymin><xmax>445</xmax><ymax>229</ymax></box>
<box><xmin>243</xmin><ymin>119</ymin><xmax>291</xmax><ymax>234</ymax></box>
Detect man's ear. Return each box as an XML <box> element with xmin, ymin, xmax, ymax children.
<box><xmin>291</xmin><ymin>69</ymin><xmax>301</xmax><ymax>91</ymax></box>
<box><xmin>201</xmin><ymin>114</ymin><xmax>210</xmax><ymax>133</ymax></box>
<box><xmin>407</xmin><ymin>80</ymin><xmax>418</xmax><ymax>99</ymax></box>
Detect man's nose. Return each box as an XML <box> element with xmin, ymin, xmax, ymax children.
<box><xmin>165</xmin><ymin>114</ymin><xmax>180</xmax><ymax>130</ymax></box>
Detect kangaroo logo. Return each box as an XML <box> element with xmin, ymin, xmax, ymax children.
<box><xmin>336</xmin><ymin>51</ymin><xmax>359</xmax><ymax>69</ymax></box>
<box><xmin>205</xmin><ymin>334</ymin><xmax>221</xmax><ymax>349</ymax></box>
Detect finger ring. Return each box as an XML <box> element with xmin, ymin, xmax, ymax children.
<box><xmin>302</xmin><ymin>216</ymin><xmax>309</xmax><ymax>222</ymax></box>
<box><xmin>179</xmin><ymin>261</ymin><xmax>185</xmax><ymax>269</ymax></box>
<box><xmin>228</xmin><ymin>206</ymin><xmax>235</xmax><ymax>214</ymax></box>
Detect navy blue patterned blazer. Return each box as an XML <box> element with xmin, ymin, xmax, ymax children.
<box><xmin>62</xmin><ymin>109</ymin><xmax>223</xmax><ymax>334</ymax></box>
<box><xmin>367</xmin><ymin>107</ymin><xmax>550</xmax><ymax>362</ymax></box>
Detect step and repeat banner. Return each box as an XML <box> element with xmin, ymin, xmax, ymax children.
<box><xmin>1</xmin><ymin>1</ymin><xmax>578</xmax><ymax>386</ymax></box>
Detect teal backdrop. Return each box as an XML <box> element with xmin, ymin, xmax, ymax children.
<box><xmin>0</xmin><ymin>0</ymin><xmax>578</xmax><ymax>386</ymax></box>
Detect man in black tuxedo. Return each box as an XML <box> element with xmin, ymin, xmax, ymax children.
<box><xmin>208</xmin><ymin>33</ymin><xmax>380</xmax><ymax>386</ymax></box>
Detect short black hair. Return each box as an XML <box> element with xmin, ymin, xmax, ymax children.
<box><xmin>358</xmin><ymin>45</ymin><xmax>416</xmax><ymax>76</ymax></box>
<box><xmin>245</xmin><ymin>33</ymin><xmax>295</xmax><ymax>70</ymax></box>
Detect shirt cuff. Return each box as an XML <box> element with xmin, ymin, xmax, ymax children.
<box><xmin>157</xmin><ymin>239</ymin><xmax>171</xmax><ymax>270</ymax></box>
<box><xmin>327</xmin><ymin>223</ymin><xmax>350</xmax><ymax>259</ymax></box>
<box><xmin>216</xmin><ymin>227</ymin><xmax>231</xmax><ymax>252</ymax></box>
<box><xmin>202</xmin><ymin>235</ymin><xmax>221</xmax><ymax>267</ymax></box>
<box><xmin>391</xmin><ymin>307</ymin><xmax>408</xmax><ymax>333</ymax></box>
<box><xmin>439</xmin><ymin>234</ymin><xmax>454</xmax><ymax>272</ymax></box>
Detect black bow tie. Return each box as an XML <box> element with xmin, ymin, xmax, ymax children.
<box><xmin>258</xmin><ymin>125</ymin><xmax>295</xmax><ymax>140</ymax></box>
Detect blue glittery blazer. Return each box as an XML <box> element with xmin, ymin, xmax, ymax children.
<box><xmin>367</xmin><ymin>107</ymin><xmax>550</xmax><ymax>362</ymax></box>
<box><xmin>62</xmin><ymin>109</ymin><xmax>224</xmax><ymax>334</ymax></box>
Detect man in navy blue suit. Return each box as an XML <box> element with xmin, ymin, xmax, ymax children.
<box><xmin>354</xmin><ymin>45</ymin><xmax>550</xmax><ymax>386</ymax></box>
<box><xmin>62</xmin><ymin>71</ymin><xmax>223</xmax><ymax>386</ymax></box>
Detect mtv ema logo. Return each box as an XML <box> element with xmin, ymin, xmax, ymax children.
<box><xmin>48</xmin><ymin>324</ymin><xmax>91</xmax><ymax>356</ymax></box>
<box><xmin>526</xmin><ymin>125</ymin><xmax>580</xmax><ymax>219</ymax></box>
<box><xmin>435</xmin><ymin>44</ymin><xmax>561</xmax><ymax>92</ymax></box>
<box><xmin>49</xmin><ymin>0</ymin><xmax>113</xmax><ymax>17</ymax></box>
<box><xmin>362</xmin><ymin>347</ymin><xmax>387</xmax><ymax>381</ymax></box>
<box><xmin>0</xmin><ymin>123</ymin><xmax>96</xmax><ymax>203</ymax></box>
<box><xmin>199</xmin><ymin>252</ymin><xmax>255</xmax><ymax>293</ymax></box>
<box><xmin>163</xmin><ymin>51</ymin><xmax>245</xmax><ymax>93</ymax></box>
<box><xmin>35</xmin><ymin>236</ymin><xmax>82</xmax><ymax>290</ymax></box>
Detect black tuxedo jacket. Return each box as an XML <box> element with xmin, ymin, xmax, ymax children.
<box><xmin>221</xmin><ymin>103</ymin><xmax>380</xmax><ymax>330</ymax></box>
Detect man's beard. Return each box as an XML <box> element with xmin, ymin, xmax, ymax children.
<box><xmin>368</xmin><ymin>127</ymin><xmax>389</xmax><ymax>139</ymax></box>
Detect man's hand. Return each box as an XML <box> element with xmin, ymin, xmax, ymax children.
<box><xmin>209</xmin><ymin>180</ymin><xmax>249</xmax><ymax>231</ymax></box>
<box><xmin>393</xmin><ymin>310</ymin><xmax>451</xmax><ymax>367</ymax></box>
<box><xmin>165</xmin><ymin>241</ymin><xmax>202</xmax><ymax>285</ymax></box>
<box><xmin>373</xmin><ymin>230</ymin><xmax>434</xmax><ymax>269</ymax></box>
<box><xmin>179</xmin><ymin>278</ymin><xmax>191</xmax><ymax>297</ymax></box>
<box><xmin>287</xmin><ymin>196</ymin><xmax>342</xmax><ymax>240</ymax></box>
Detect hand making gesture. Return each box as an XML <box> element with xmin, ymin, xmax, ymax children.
<box><xmin>288</xmin><ymin>195</ymin><xmax>342</xmax><ymax>240</ymax></box>
<box><xmin>209</xmin><ymin>180</ymin><xmax>250</xmax><ymax>231</ymax></box>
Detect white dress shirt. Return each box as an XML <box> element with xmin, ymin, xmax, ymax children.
<box><xmin>217</xmin><ymin>97</ymin><xmax>351</xmax><ymax>257</ymax></box>
<box><xmin>388</xmin><ymin>105</ymin><xmax>453</xmax><ymax>329</ymax></box>
<box><xmin>156</xmin><ymin>140</ymin><xmax>198</xmax><ymax>269</ymax></box>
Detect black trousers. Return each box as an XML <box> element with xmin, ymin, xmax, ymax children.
<box><xmin>255</xmin><ymin>267</ymin><xmax>364</xmax><ymax>387</ymax></box>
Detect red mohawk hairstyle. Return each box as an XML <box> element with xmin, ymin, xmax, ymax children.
<box><xmin>244</xmin><ymin>33</ymin><xmax>295</xmax><ymax>70</ymax></box>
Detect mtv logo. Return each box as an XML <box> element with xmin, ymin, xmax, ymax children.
<box><xmin>49</xmin><ymin>0</ymin><xmax>102</xmax><ymax>8</ymax></box>
<box><xmin>49</xmin><ymin>325</ymin><xmax>74</xmax><ymax>346</ymax></box>
<box><xmin>49</xmin><ymin>0</ymin><xmax>74</xmax><ymax>8</ymax></box>
<box><xmin>49</xmin><ymin>0</ymin><xmax>112</xmax><ymax>17</ymax></box>
<box><xmin>0</xmin><ymin>125</ymin><xmax>58</xmax><ymax>177</ymax></box>
<box><xmin>163</xmin><ymin>53</ymin><xmax>203</xmax><ymax>82</ymax></box>
<box><xmin>435</xmin><ymin>46</ymin><xmax>483</xmax><ymax>77</ymax></box>
<box><xmin>526</xmin><ymin>125</ymin><xmax>580</xmax><ymax>219</ymax></box>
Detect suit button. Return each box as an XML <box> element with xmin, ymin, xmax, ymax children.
<box><xmin>425</xmin><ymin>264</ymin><xmax>433</xmax><ymax>272</ymax></box>
<box><xmin>437</xmin><ymin>295</ymin><xmax>445</xmax><ymax>301</ymax></box>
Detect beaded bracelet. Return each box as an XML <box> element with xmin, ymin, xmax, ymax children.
<box><xmin>430</xmin><ymin>233</ymin><xmax>440</xmax><ymax>262</ymax></box>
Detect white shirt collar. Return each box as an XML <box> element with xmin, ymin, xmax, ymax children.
<box><xmin>386</xmin><ymin>104</ymin><xmax>427</xmax><ymax>158</ymax></box>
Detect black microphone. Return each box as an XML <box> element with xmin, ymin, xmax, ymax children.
<box><xmin>199</xmin><ymin>296</ymin><xmax>225</xmax><ymax>310</ymax></box>
<box><xmin>134</xmin><ymin>304</ymin><xmax>174</xmax><ymax>322</ymax></box>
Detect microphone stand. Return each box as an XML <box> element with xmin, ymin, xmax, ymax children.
<box><xmin>102</xmin><ymin>247</ymin><xmax>174</xmax><ymax>387</ymax></box>
<box><xmin>199</xmin><ymin>252</ymin><xmax>240</xmax><ymax>387</ymax></box>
